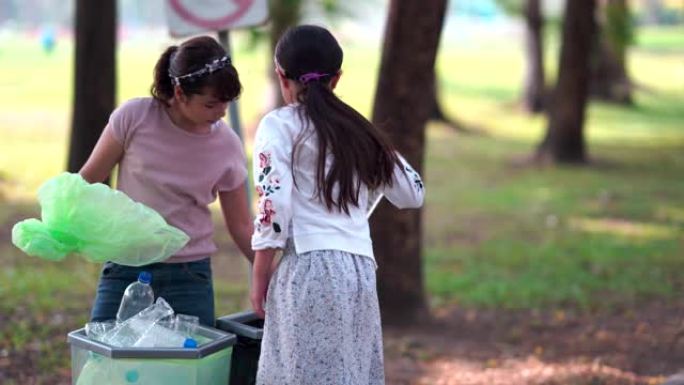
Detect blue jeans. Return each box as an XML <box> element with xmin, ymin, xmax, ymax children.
<box><xmin>90</xmin><ymin>258</ymin><xmax>215</xmax><ymax>326</ymax></box>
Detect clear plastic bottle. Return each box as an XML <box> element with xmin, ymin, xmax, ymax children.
<box><xmin>116</xmin><ymin>271</ymin><xmax>154</xmax><ymax>323</ymax></box>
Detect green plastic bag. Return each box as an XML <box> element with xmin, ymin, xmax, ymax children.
<box><xmin>12</xmin><ymin>172</ymin><xmax>189</xmax><ymax>266</ymax></box>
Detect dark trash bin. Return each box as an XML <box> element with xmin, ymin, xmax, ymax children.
<box><xmin>216</xmin><ymin>311</ymin><xmax>264</xmax><ymax>385</ymax></box>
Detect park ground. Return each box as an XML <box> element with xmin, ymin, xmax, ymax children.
<box><xmin>1</xmin><ymin>26</ymin><xmax>683</xmax><ymax>384</ymax></box>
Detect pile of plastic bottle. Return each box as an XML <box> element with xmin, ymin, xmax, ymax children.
<box><xmin>75</xmin><ymin>272</ymin><xmax>209</xmax><ymax>385</ymax></box>
<box><xmin>84</xmin><ymin>271</ymin><xmax>200</xmax><ymax>348</ymax></box>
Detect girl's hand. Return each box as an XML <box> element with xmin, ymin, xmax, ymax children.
<box><xmin>250</xmin><ymin>273</ymin><xmax>269</xmax><ymax>319</ymax></box>
<box><xmin>251</xmin><ymin>249</ymin><xmax>276</xmax><ymax>318</ymax></box>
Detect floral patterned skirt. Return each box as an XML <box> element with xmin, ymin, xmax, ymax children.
<box><xmin>256</xmin><ymin>240</ymin><xmax>385</xmax><ymax>385</ymax></box>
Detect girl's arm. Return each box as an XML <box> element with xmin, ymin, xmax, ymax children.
<box><xmin>79</xmin><ymin>126</ymin><xmax>124</xmax><ymax>183</ymax></box>
<box><xmin>249</xmin><ymin>113</ymin><xmax>294</xmax><ymax>318</ymax></box>
<box><xmin>381</xmin><ymin>153</ymin><xmax>425</xmax><ymax>209</ymax></box>
<box><xmin>219</xmin><ymin>184</ymin><xmax>255</xmax><ymax>263</ymax></box>
<box><xmin>251</xmin><ymin>248</ymin><xmax>276</xmax><ymax>318</ymax></box>
<box><xmin>250</xmin><ymin>113</ymin><xmax>294</xmax><ymax>251</ymax></box>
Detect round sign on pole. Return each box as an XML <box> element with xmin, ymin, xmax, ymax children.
<box><xmin>165</xmin><ymin>0</ymin><xmax>269</xmax><ymax>37</ymax></box>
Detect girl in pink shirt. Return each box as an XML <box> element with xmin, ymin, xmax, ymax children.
<box><xmin>80</xmin><ymin>36</ymin><xmax>253</xmax><ymax>326</ymax></box>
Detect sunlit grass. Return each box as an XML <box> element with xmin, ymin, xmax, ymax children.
<box><xmin>1</xmin><ymin>26</ymin><xmax>683</xmax><ymax>320</ymax></box>
<box><xmin>422</xmin><ymin>124</ymin><xmax>684</xmax><ymax>308</ymax></box>
<box><xmin>635</xmin><ymin>25</ymin><xmax>684</xmax><ymax>52</ymax></box>
<box><xmin>655</xmin><ymin>205</ymin><xmax>684</xmax><ymax>224</ymax></box>
<box><xmin>568</xmin><ymin>217</ymin><xmax>679</xmax><ymax>240</ymax></box>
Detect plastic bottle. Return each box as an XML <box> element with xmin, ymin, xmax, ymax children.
<box><xmin>104</xmin><ymin>298</ymin><xmax>174</xmax><ymax>348</ymax></box>
<box><xmin>116</xmin><ymin>271</ymin><xmax>154</xmax><ymax>323</ymax></box>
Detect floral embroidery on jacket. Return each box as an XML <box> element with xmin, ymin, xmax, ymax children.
<box><xmin>404</xmin><ymin>165</ymin><xmax>424</xmax><ymax>192</ymax></box>
<box><xmin>256</xmin><ymin>151</ymin><xmax>282</xmax><ymax>233</ymax></box>
<box><xmin>258</xmin><ymin>199</ymin><xmax>280</xmax><ymax>233</ymax></box>
<box><xmin>258</xmin><ymin>152</ymin><xmax>271</xmax><ymax>172</ymax></box>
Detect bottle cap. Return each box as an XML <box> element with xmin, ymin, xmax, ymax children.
<box><xmin>183</xmin><ymin>338</ymin><xmax>198</xmax><ymax>348</ymax></box>
<box><xmin>138</xmin><ymin>271</ymin><xmax>152</xmax><ymax>284</ymax></box>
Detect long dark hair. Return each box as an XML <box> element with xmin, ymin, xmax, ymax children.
<box><xmin>151</xmin><ymin>36</ymin><xmax>241</xmax><ymax>106</ymax></box>
<box><xmin>275</xmin><ymin>25</ymin><xmax>399</xmax><ymax>214</ymax></box>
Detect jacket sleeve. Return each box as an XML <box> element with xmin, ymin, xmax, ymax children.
<box><xmin>250</xmin><ymin>115</ymin><xmax>294</xmax><ymax>251</ymax></box>
<box><xmin>380</xmin><ymin>153</ymin><xmax>425</xmax><ymax>209</ymax></box>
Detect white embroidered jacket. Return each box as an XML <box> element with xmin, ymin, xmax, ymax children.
<box><xmin>251</xmin><ymin>106</ymin><xmax>425</xmax><ymax>265</ymax></box>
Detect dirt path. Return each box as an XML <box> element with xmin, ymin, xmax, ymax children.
<box><xmin>384</xmin><ymin>301</ymin><xmax>684</xmax><ymax>384</ymax></box>
<box><xmin>1</xmin><ymin>300</ymin><xmax>682</xmax><ymax>384</ymax></box>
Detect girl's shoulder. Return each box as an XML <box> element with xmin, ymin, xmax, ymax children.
<box><xmin>107</xmin><ymin>98</ymin><xmax>158</xmax><ymax>147</ymax></box>
<box><xmin>112</xmin><ymin>97</ymin><xmax>157</xmax><ymax>119</ymax></box>
<box><xmin>256</xmin><ymin>105</ymin><xmax>301</xmax><ymax>141</ymax></box>
<box><xmin>262</xmin><ymin>104</ymin><xmax>298</xmax><ymax>122</ymax></box>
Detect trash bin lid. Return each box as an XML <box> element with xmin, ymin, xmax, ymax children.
<box><xmin>215</xmin><ymin>311</ymin><xmax>264</xmax><ymax>340</ymax></box>
<box><xmin>67</xmin><ymin>325</ymin><xmax>236</xmax><ymax>359</ymax></box>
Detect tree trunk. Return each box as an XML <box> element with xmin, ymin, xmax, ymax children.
<box><xmin>428</xmin><ymin>71</ymin><xmax>463</xmax><ymax>131</ymax></box>
<box><xmin>67</xmin><ymin>0</ymin><xmax>116</xmax><ymax>183</ymax></box>
<box><xmin>268</xmin><ymin>0</ymin><xmax>301</xmax><ymax>108</ymax></box>
<box><xmin>522</xmin><ymin>0</ymin><xmax>546</xmax><ymax>113</ymax></box>
<box><xmin>538</xmin><ymin>0</ymin><xmax>596</xmax><ymax>163</ymax></box>
<box><xmin>370</xmin><ymin>0</ymin><xmax>447</xmax><ymax>326</ymax></box>
<box><xmin>590</xmin><ymin>0</ymin><xmax>632</xmax><ymax>105</ymax></box>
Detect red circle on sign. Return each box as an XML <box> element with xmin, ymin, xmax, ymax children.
<box><xmin>170</xmin><ymin>0</ymin><xmax>254</xmax><ymax>29</ymax></box>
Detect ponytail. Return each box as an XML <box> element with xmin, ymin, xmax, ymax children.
<box><xmin>294</xmin><ymin>79</ymin><xmax>399</xmax><ymax>215</ymax></box>
<box><xmin>151</xmin><ymin>45</ymin><xmax>179</xmax><ymax>106</ymax></box>
<box><xmin>276</xmin><ymin>25</ymin><xmax>399</xmax><ymax>214</ymax></box>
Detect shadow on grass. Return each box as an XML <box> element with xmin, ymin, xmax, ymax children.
<box><xmin>384</xmin><ymin>299</ymin><xmax>683</xmax><ymax>385</ymax></box>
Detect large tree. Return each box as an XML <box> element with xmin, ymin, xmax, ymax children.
<box><xmin>268</xmin><ymin>0</ymin><xmax>302</xmax><ymax>107</ymax></box>
<box><xmin>537</xmin><ymin>0</ymin><xmax>597</xmax><ymax>163</ymax></box>
<box><xmin>67</xmin><ymin>0</ymin><xmax>116</xmax><ymax>182</ymax></box>
<box><xmin>370</xmin><ymin>0</ymin><xmax>447</xmax><ymax>325</ymax></box>
<box><xmin>590</xmin><ymin>0</ymin><xmax>633</xmax><ymax>104</ymax></box>
<box><xmin>497</xmin><ymin>0</ymin><xmax>546</xmax><ymax>113</ymax></box>
<box><xmin>522</xmin><ymin>0</ymin><xmax>546</xmax><ymax>112</ymax></box>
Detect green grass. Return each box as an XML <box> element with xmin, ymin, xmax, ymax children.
<box><xmin>422</xmin><ymin>124</ymin><xmax>684</xmax><ymax>308</ymax></box>
<box><xmin>420</xmin><ymin>26</ymin><xmax>684</xmax><ymax>308</ymax></box>
<box><xmin>0</xmin><ymin>26</ymin><xmax>683</xmax><ymax>381</ymax></box>
<box><xmin>635</xmin><ymin>25</ymin><xmax>684</xmax><ymax>52</ymax></box>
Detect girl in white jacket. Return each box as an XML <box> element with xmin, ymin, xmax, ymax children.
<box><xmin>250</xmin><ymin>25</ymin><xmax>425</xmax><ymax>385</ymax></box>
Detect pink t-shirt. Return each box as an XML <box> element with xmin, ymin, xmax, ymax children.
<box><xmin>107</xmin><ymin>97</ymin><xmax>247</xmax><ymax>263</ymax></box>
